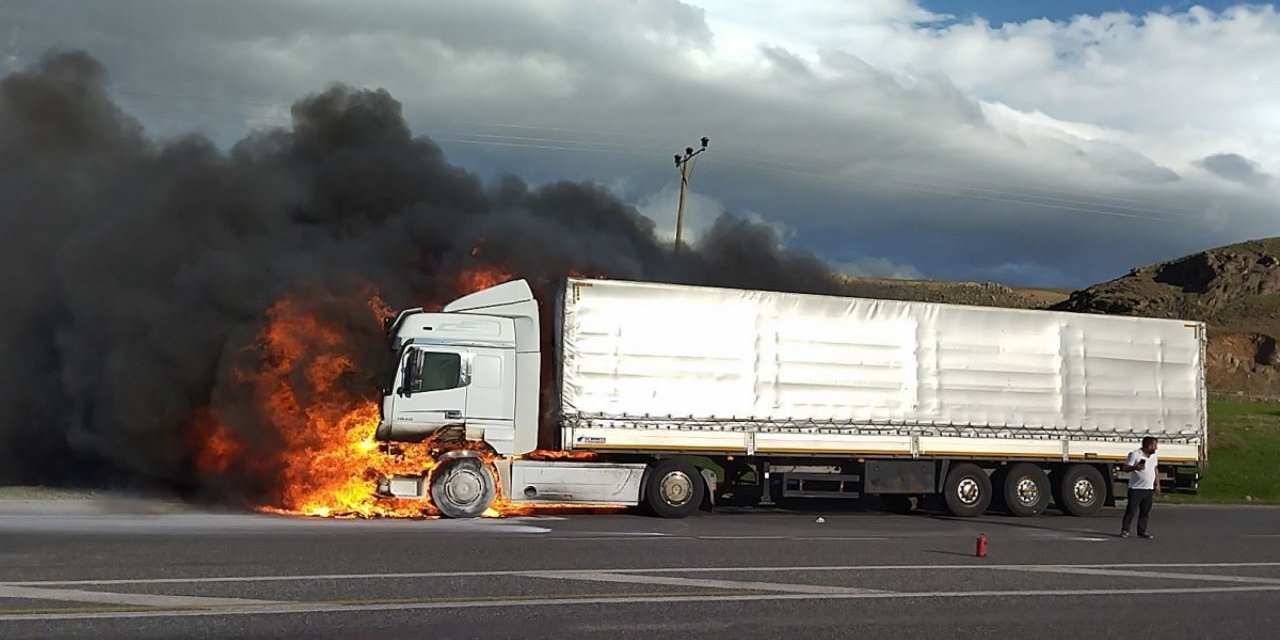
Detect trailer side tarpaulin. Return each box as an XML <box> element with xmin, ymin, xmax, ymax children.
<box><xmin>559</xmin><ymin>279</ymin><xmax>1206</xmax><ymax>449</ymax></box>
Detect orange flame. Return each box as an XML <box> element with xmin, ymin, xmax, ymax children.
<box><xmin>455</xmin><ymin>266</ymin><xmax>515</xmax><ymax>296</ymax></box>
<box><xmin>190</xmin><ymin>410</ymin><xmax>243</xmax><ymax>476</ymax></box>
<box><xmin>193</xmin><ymin>270</ymin><xmax>622</xmax><ymax>520</ymax></box>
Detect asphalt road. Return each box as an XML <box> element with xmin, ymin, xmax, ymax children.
<box><xmin>1</xmin><ymin>502</ymin><xmax>1278</xmax><ymax>639</ymax></box>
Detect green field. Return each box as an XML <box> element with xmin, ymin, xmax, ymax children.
<box><xmin>1161</xmin><ymin>400</ymin><xmax>1280</xmax><ymax>504</ymax></box>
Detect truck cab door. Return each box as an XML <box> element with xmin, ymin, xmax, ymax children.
<box><xmin>462</xmin><ymin>346</ymin><xmax>517</xmax><ymax>452</ymax></box>
<box><xmin>387</xmin><ymin>345</ymin><xmax>471</xmax><ymax>441</ymax></box>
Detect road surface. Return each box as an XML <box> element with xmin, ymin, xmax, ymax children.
<box><xmin>1</xmin><ymin>502</ymin><xmax>1278</xmax><ymax>639</ymax></box>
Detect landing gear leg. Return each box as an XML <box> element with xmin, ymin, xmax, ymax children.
<box><xmin>757</xmin><ymin>461</ymin><xmax>774</xmax><ymax>507</ymax></box>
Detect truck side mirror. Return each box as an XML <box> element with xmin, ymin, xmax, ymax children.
<box><xmin>399</xmin><ymin>349</ymin><xmax>418</xmax><ymax>397</ymax></box>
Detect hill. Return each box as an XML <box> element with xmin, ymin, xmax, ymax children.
<box><xmin>835</xmin><ymin>275</ymin><xmax>1070</xmax><ymax>309</ymax></box>
<box><xmin>1054</xmin><ymin>237</ymin><xmax>1280</xmax><ymax>395</ymax></box>
<box><xmin>835</xmin><ymin>237</ymin><xmax>1280</xmax><ymax>396</ymax></box>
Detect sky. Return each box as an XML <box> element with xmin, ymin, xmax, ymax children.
<box><xmin>922</xmin><ymin>0</ymin><xmax>1246</xmax><ymax>23</ymax></box>
<box><xmin>2</xmin><ymin>0</ymin><xmax>1278</xmax><ymax>287</ymax></box>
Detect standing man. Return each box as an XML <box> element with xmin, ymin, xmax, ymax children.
<box><xmin>1120</xmin><ymin>436</ymin><xmax>1159</xmax><ymax>539</ymax></box>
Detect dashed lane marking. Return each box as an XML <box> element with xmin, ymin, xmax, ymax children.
<box><xmin>0</xmin><ymin>585</ymin><xmax>281</xmax><ymax>608</ymax></box>
<box><xmin>522</xmin><ymin>570</ymin><xmax>889</xmax><ymax>594</ymax></box>
<box><xmin>997</xmin><ymin>566</ymin><xmax>1280</xmax><ymax>585</ymax></box>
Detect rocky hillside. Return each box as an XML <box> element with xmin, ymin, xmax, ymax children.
<box><xmin>836</xmin><ymin>237</ymin><xmax>1280</xmax><ymax>396</ymax></box>
<box><xmin>1055</xmin><ymin>237</ymin><xmax>1280</xmax><ymax>395</ymax></box>
<box><xmin>836</xmin><ymin>275</ymin><xmax>1069</xmax><ymax>309</ymax></box>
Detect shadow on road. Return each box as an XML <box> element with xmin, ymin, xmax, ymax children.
<box><xmin>922</xmin><ymin>549</ymin><xmax>978</xmax><ymax>558</ymax></box>
<box><xmin>921</xmin><ymin>512</ymin><xmax>1116</xmax><ymax>538</ymax></box>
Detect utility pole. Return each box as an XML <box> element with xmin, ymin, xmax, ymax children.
<box><xmin>673</xmin><ymin>136</ymin><xmax>710</xmax><ymax>255</ymax></box>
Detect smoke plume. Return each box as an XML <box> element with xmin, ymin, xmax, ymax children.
<box><xmin>0</xmin><ymin>50</ymin><xmax>838</xmax><ymax>493</ymax></box>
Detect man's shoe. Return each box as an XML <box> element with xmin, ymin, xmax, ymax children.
<box><xmin>1138</xmin><ymin>533</ymin><xmax>1154</xmax><ymax>539</ymax></box>
<box><xmin>1119</xmin><ymin>531</ymin><xmax>1131</xmax><ymax>538</ymax></box>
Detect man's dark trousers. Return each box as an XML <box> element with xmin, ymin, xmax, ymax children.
<box><xmin>1122</xmin><ymin>489</ymin><xmax>1154</xmax><ymax>534</ymax></box>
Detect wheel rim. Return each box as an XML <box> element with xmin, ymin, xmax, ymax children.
<box><xmin>1015</xmin><ymin>476</ymin><xmax>1041</xmax><ymax>507</ymax></box>
<box><xmin>957</xmin><ymin>477</ymin><xmax>981</xmax><ymax>506</ymax></box>
<box><xmin>660</xmin><ymin>471</ymin><xmax>694</xmax><ymax>507</ymax></box>
<box><xmin>443</xmin><ymin>465</ymin><xmax>485</xmax><ymax>507</ymax></box>
<box><xmin>1072</xmin><ymin>477</ymin><xmax>1097</xmax><ymax>506</ymax></box>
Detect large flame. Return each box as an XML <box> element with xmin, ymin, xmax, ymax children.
<box><xmin>194</xmin><ymin>266</ymin><xmax>616</xmax><ymax>519</ymax></box>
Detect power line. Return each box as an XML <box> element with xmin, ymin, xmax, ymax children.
<box><xmin>710</xmin><ymin>156</ymin><xmax>1184</xmax><ymax>223</ymax></box>
<box><xmin>103</xmin><ymin>89</ymin><xmax>1199</xmax><ymax>225</ymax></box>
<box><xmin>435</xmin><ymin>137</ymin><xmax>663</xmax><ymax>157</ymax></box>
<box><xmin>434</xmin><ymin>131</ymin><xmax>668</xmax><ymax>152</ymax></box>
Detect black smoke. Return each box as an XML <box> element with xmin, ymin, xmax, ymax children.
<box><xmin>0</xmin><ymin>50</ymin><xmax>838</xmax><ymax>491</ymax></box>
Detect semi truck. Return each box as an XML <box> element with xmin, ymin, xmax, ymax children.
<box><xmin>374</xmin><ymin>278</ymin><xmax>1206</xmax><ymax>518</ymax></box>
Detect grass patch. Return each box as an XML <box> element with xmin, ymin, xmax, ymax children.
<box><xmin>1160</xmin><ymin>400</ymin><xmax>1280</xmax><ymax>505</ymax></box>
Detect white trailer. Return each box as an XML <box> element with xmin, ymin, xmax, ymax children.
<box><xmin>375</xmin><ymin>278</ymin><xmax>1206</xmax><ymax>518</ymax></box>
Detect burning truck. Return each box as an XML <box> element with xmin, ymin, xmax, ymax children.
<box><xmin>373</xmin><ymin>277</ymin><xmax>1206</xmax><ymax>518</ymax></box>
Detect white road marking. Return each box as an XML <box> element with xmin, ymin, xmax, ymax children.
<box><xmin>571</xmin><ymin>531</ymin><xmax>670</xmax><ymax>536</ymax></box>
<box><xmin>553</xmin><ymin>536</ymin><xmax>678</xmax><ymax>541</ymax></box>
<box><xmin>523</xmin><ymin>570</ymin><xmax>887</xmax><ymax>594</ymax></box>
<box><xmin>695</xmin><ymin>536</ymin><xmax>787</xmax><ymax>540</ymax></box>
<box><xmin>0</xmin><ymin>585</ymin><xmax>279</xmax><ymax>608</ymax></box>
<box><xmin>998</xmin><ymin>566</ymin><xmax>1280</xmax><ymax>585</ymax></box>
<box><xmin>694</xmin><ymin>536</ymin><xmax>890</xmax><ymax>541</ymax></box>
<box><xmin>7</xmin><ymin>562</ymin><xmax>1279</xmax><ymax>588</ymax></box>
<box><xmin>2</xmin><ymin>585</ymin><xmax>1278</xmax><ymax>622</ymax></box>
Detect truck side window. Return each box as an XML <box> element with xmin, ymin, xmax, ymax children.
<box><xmin>410</xmin><ymin>351</ymin><xmax>463</xmax><ymax>393</ymax></box>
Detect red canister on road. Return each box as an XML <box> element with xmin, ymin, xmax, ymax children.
<box><xmin>976</xmin><ymin>533</ymin><xmax>988</xmax><ymax>558</ymax></box>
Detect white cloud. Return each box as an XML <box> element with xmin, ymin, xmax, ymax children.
<box><xmin>6</xmin><ymin>0</ymin><xmax>1280</xmax><ymax>285</ymax></box>
<box><xmin>636</xmin><ymin>183</ymin><xmax>794</xmax><ymax>248</ymax></box>
<box><xmin>835</xmin><ymin>257</ymin><xmax>925</xmax><ymax>280</ymax></box>
<box><xmin>636</xmin><ymin>184</ymin><xmax>723</xmax><ymax>244</ymax></box>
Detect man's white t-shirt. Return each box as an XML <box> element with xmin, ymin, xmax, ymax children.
<box><xmin>1127</xmin><ymin>449</ymin><xmax>1158</xmax><ymax>490</ymax></box>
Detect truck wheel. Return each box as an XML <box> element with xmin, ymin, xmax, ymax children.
<box><xmin>943</xmin><ymin>463</ymin><xmax>992</xmax><ymax>517</ymax></box>
<box><xmin>1000</xmin><ymin>463</ymin><xmax>1051</xmax><ymax>517</ymax></box>
<box><xmin>645</xmin><ymin>460</ymin><xmax>705</xmax><ymax>519</ymax></box>
<box><xmin>430</xmin><ymin>458</ymin><xmax>497</xmax><ymax>519</ymax></box>
<box><xmin>1056</xmin><ymin>464</ymin><xmax>1105</xmax><ymax>517</ymax></box>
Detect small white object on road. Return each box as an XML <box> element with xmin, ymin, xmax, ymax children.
<box><xmin>815</xmin><ymin>517</ymin><xmax>826</xmax><ymax>524</ymax></box>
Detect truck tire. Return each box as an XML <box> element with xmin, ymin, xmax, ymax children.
<box><xmin>430</xmin><ymin>458</ymin><xmax>497</xmax><ymax>519</ymax></box>
<box><xmin>943</xmin><ymin>463</ymin><xmax>992</xmax><ymax>517</ymax></box>
<box><xmin>645</xmin><ymin>460</ymin><xmax>705</xmax><ymax>518</ymax></box>
<box><xmin>1000</xmin><ymin>463</ymin><xmax>1051</xmax><ymax>517</ymax></box>
<box><xmin>1056</xmin><ymin>464</ymin><xmax>1105</xmax><ymax>517</ymax></box>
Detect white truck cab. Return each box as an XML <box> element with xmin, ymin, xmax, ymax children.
<box><xmin>375</xmin><ymin>280</ymin><xmax>656</xmax><ymax>518</ymax></box>
<box><xmin>376</xmin><ymin>279</ymin><xmax>539</xmax><ymax>456</ymax></box>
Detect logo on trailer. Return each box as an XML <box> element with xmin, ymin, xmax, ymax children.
<box><xmin>576</xmin><ymin>436</ymin><xmax>606</xmax><ymax>444</ymax></box>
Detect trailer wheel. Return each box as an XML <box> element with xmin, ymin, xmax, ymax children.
<box><xmin>943</xmin><ymin>463</ymin><xmax>992</xmax><ymax>517</ymax></box>
<box><xmin>1000</xmin><ymin>463</ymin><xmax>1051</xmax><ymax>517</ymax></box>
<box><xmin>1056</xmin><ymin>464</ymin><xmax>1106</xmax><ymax>517</ymax></box>
<box><xmin>645</xmin><ymin>460</ymin><xmax>705</xmax><ymax>519</ymax></box>
<box><xmin>430</xmin><ymin>458</ymin><xmax>497</xmax><ymax>519</ymax></box>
